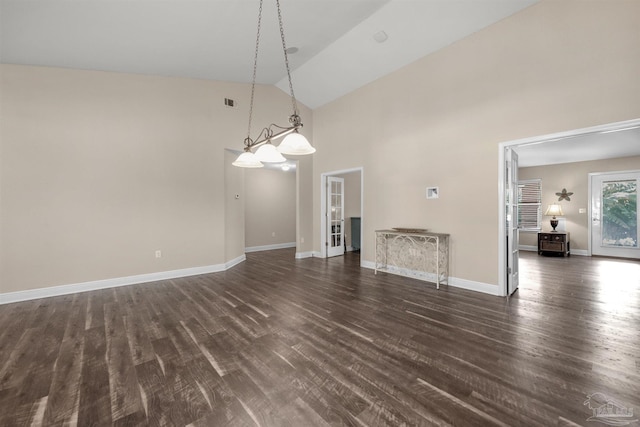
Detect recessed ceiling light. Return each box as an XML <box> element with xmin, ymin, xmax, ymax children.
<box><xmin>373</xmin><ymin>30</ymin><xmax>388</xmax><ymax>43</ymax></box>
<box><xmin>285</xmin><ymin>47</ymin><xmax>299</xmax><ymax>54</ymax></box>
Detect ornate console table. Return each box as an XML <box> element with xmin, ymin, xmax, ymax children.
<box><xmin>374</xmin><ymin>229</ymin><xmax>450</xmax><ymax>289</ymax></box>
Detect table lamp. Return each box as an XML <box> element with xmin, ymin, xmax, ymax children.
<box><xmin>544</xmin><ymin>204</ymin><xmax>564</xmax><ymax>231</ymax></box>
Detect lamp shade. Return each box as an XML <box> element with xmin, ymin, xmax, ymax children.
<box><xmin>277</xmin><ymin>132</ymin><xmax>316</xmax><ymax>155</ymax></box>
<box><xmin>544</xmin><ymin>204</ymin><xmax>564</xmax><ymax>217</ymax></box>
<box><xmin>254</xmin><ymin>143</ymin><xmax>286</xmax><ymax>163</ymax></box>
<box><xmin>232</xmin><ymin>151</ymin><xmax>264</xmax><ymax>168</ymax></box>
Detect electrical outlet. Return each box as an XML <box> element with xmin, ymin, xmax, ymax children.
<box><xmin>272</xmin><ymin>232</ymin><xmax>276</xmax><ymax>237</ymax></box>
<box><xmin>579</xmin><ymin>208</ymin><xmax>586</xmax><ymax>214</ymax></box>
<box><xmin>301</xmin><ymin>237</ymin><xmax>305</xmax><ymax>243</ymax></box>
<box><xmin>155</xmin><ymin>250</ymin><xmax>162</xmax><ymax>258</ymax></box>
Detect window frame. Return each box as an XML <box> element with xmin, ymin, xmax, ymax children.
<box><xmin>518</xmin><ymin>179</ymin><xmax>542</xmax><ymax>232</ymax></box>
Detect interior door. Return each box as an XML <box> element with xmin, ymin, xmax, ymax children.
<box><xmin>327</xmin><ymin>176</ymin><xmax>345</xmax><ymax>257</ymax></box>
<box><xmin>506</xmin><ymin>147</ymin><xmax>520</xmax><ymax>295</ymax></box>
<box><xmin>591</xmin><ymin>171</ymin><xmax>640</xmax><ymax>259</ymax></box>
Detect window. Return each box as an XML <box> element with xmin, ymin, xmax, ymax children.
<box><xmin>518</xmin><ymin>179</ymin><xmax>541</xmax><ymax>231</ymax></box>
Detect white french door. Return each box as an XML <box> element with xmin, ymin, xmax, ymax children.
<box><xmin>326</xmin><ymin>176</ymin><xmax>345</xmax><ymax>257</ymax></box>
<box><xmin>506</xmin><ymin>147</ymin><xmax>520</xmax><ymax>295</ymax></box>
<box><xmin>590</xmin><ymin>171</ymin><xmax>640</xmax><ymax>259</ymax></box>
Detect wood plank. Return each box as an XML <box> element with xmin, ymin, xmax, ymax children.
<box><xmin>42</xmin><ymin>294</ymin><xmax>87</xmax><ymax>425</ymax></box>
<box><xmin>104</xmin><ymin>301</ymin><xmax>144</xmax><ymax>423</ymax></box>
<box><xmin>77</xmin><ymin>326</ymin><xmax>112</xmax><ymax>426</ymax></box>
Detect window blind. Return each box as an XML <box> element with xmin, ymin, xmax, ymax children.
<box><xmin>518</xmin><ymin>179</ymin><xmax>542</xmax><ymax>230</ymax></box>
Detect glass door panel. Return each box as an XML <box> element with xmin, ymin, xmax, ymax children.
<box><xmin>591</xmin><ymin>172</ymin><xmax>640</xmax><ymax>259</ymax></box>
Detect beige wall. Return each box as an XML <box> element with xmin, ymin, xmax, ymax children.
<box><xmin>225</xmin><ymin>149</ymin><xmax>245</xmax><ymax>261</ymax></box>
<box><xmin>295</xmin><ymin>154</ymin><xmax>314</xmax><ymax>254</ymax></box>
<box><xmin>244</xmin><ymin>168</ymin><xmax>296</xmax><ymax>248</ymax></box>
<box><xmin>312</xmin><ymin>0</ymin><xmax>640</xmax><ymax>287</ymax></box>
<box><xmin>0</xmin><ymin>64</ymin><xmax>313</xmax><ymax>294</ymax></box>
<box><xmin>519</xmin><ymin>156</ymin><xmax>640</xmax><ymax>252</ymax></box>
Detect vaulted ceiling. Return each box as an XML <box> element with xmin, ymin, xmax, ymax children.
<box><xmin>1</xmin><ymin>0</ymin><xmax>538</xmax><ymax>109</ymax></box>
<box><xmin>3</xmin><ymin>0</ymin><xmax>639</xmax><ymax>164</ymax></box>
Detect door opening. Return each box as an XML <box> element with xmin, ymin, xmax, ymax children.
<box><xmin>498</xmin><ymin>118</ymin><xmax>640</xmax><ymax>296</ymax></box>
<box><xmin>320</xmin><ymin>168</ymin><xmax>364</xmax><ymax>260</ymax></box>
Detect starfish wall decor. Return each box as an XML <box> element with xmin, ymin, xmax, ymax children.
<box><xmin>556</xmin><ymin>188</ymin><xmax>573</xmax><ymax>201</ymax></box>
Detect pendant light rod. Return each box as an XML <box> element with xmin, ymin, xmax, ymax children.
<box><xmin>275</xmin><ymin>0</ymin><xmax>299</xmax><ymax>117</ymax></box>
<box><xmin>242</xmin><ymin>120</ymin><xmax>302</xmax><ymax>152</ymax></box>
<box><xmin>233</xmin><ymin>0</ymin><xmax>316</xmax><ymax>167</ymax></box>
<box><xmin>246</xmin><ymin>0</ymin><xmax>264</xmax><ymax>141</ymax></box>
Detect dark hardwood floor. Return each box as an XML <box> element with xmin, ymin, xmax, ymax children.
<box><xmin>1</xmin><ymin>249</ymin><xmax>639</xmax><ymax>426</ymax></box>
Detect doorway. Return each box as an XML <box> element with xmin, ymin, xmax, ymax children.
<box><xmin>498</xmin><ymin>118</ymin><xmax>640</xmax><ymax>296</ymax></box>
<box><xmin>243</xmin><ymin>160</ymin><xmax>297</xmax><ymax>253</ymax></box>
<box><xmin>320</xmin><ymin>168</ymin><xmax>364</xmax><ymax>260</ymax></box>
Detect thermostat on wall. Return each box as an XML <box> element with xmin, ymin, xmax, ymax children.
<box><xmin>426</xmin><ymin>187</ymin><xmax>439</xmax><ymax>199</ymax></box>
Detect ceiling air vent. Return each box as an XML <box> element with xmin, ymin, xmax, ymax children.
<box><xmin>224</xmin><ymin>98</ymin><xmax>237</xmax><ymax>108</ymax></box>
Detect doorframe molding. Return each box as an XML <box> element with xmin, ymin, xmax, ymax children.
<box><xmin>498</xmin><ymin>118</ymin><xmax>640</xmax><ymax>297</ymax></box>
<box><xmin>320</xmin><ymin>167</ymin><xmax>364</xmax><ymax>259</ymax></box>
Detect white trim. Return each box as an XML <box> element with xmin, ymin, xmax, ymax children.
<box><xmin>312</xmin><ymin>251</ymin><xmax>323</xmax><ymax>258</ymax></box>
<box><xmin>295</xmin><ymin>251</ymin><xmax>314</xmax><ymax>259</ymax></box>
<box><xmin>360</xmin><ymin>261</ymin><xmax>500</xmax><ymax>296</ymax></box>
<box><xmin>520</xmin><ymin>245</ymin><xmax>589</xmax><ymax>256</ymax></box>
<box><xmin>224</xmin><ymin>254</ymin><xmax>247</xmax><ymax>269</ymax></box>
<box><xmin>572</xmin><ymin>249</ymin><xmax>589</xmax><ymax>256</ymax></box>
<box><xmin>0</xmin><ymin>254</ymin><xmax>246</xmax><ymax>305</ymax></box>
<box><xmin>448</xmin><ymin>277</ymin><xmax>501</xmax><ymax>296</ymax></box>
<box><xmin>245</xmin><ymin>242</ymin><xmax>296</xmax><ymax>253</ymax></box>
<box><xmin>498</xmin><ymin>118</ymin><xmax>640</xmax><ymax>297</ymax></box>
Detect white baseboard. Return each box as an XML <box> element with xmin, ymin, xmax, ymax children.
<box><xmin>225</xmin><ymin>254</ymin><xmax>247</xmax><ymax>269</ymax></box>
<box><xmin>0</xmin><ymin>254</ymin><xmax>247</xmax><ymax>305</ymax></box>
<box><xmin>360</xmin><ymin>260</ymin><xmax>500</xmax><ymax>296</ymax></box>
<box><xmin>295</xmin><ymin>251</ymin><xmax>314</xmax><ymax>259</ymax></box>
<box><xmin>312</xmin><ymin>251</ymin><xmax>323</xmax><ymax>258</ymax></box>
<box><xmin>448</xmin><ymin>276</ymin><xmax>501</xmax><ymax>296</ymax></box>
<box><xmin>245</xmin><ymin>242</ymin><xmax>296</xmax><ymax>253</ymax></box>
<box><xmin>361</xmin><ymin>260</ymin><xmax>375</xmax><ymax>269</ymax></box>
<box><xmin>519</xmin><ymin>245</ymin><xmax>589</xmax><ymax>256</ymax></box>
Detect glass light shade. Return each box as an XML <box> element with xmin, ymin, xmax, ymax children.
<box><xmin>254</xmin><ymin>143</ymin><xmax>286</xmax><ymax>163</ymax></box>
<box><xmin>544</xmin><ymin>204</ymin><xmax>564</xmax><ymax>217</ymax></box>
<box><xmin>232</xmin><ymin>151</ymin><xmax>264</xmax><ymax>168</ymax></box>
<box><xmin>277</xmin><ymin>132</ymin><xmax>316</xmax><ymax>155</ymax></box>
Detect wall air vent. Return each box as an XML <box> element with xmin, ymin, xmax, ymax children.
<box><xmin>224</xmin><ymin>98</ymin><xmax>237</xmax><ymax>108</ymax></box>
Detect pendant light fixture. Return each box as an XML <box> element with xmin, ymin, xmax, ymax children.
<box><xmin>232</xmin><ymin>0</ymin><xmax>316</xmax><ymax>168</ymax></box>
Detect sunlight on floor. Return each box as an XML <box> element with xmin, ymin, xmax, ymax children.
<box><xmin>595</xmin><ymin>260</ymin><xmax>640</xmax><ymax>311</ymax></box>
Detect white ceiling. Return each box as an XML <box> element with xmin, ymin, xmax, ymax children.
<box><xmin>1</xmin><ymin>0</ymin><xmax>538</xmax><ymax>109</ymax></box>
<box><xmin>516</xmin><ymin>127</ymin><xmax>640</xmax><ymax>168</ymax></box>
